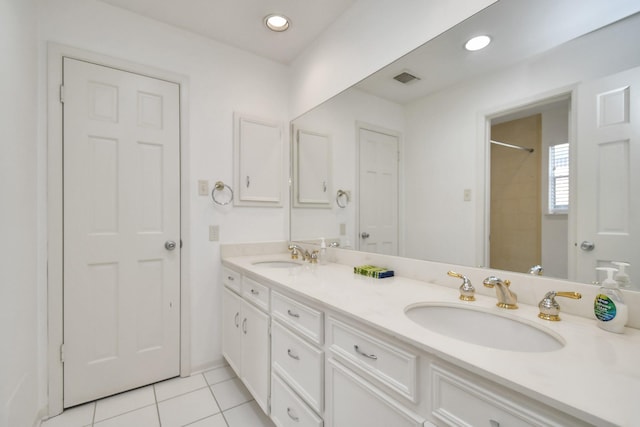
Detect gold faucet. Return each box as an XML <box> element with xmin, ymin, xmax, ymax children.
<box><xmin>483</xmin><ymin>276</ymin><xmax>518</xmax><ymax>309</ymax></box>
<box><xmin>538</xmin><ymin>291</ymin><xmax>582</xmax><ymax>321</ymax></box>
<box><xmin>447</xmin><ymin>271</ymin><xmax>475</xmax><ymax>301</ymax></box>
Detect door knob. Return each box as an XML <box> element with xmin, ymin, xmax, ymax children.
<box><xmin>361</xmin><ymin>232</ymin><xmax>370</xmax><ymax>239</ymax></box>
<box><xmin>580</xmin><ymin>241</ymin><xmax>595</xmax><ymax>251</ymax></box>
<box><xmin>165</xmin><ymin>241</ymin><xmax>177</xmax><ymax>251</ymax></box>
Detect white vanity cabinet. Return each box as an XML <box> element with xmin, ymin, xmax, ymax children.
<box><xmin>270</xmin><ymin>291</ymin><xmax>325</xmax><ymax>427</ymax></box>
<box><xmin>430</xmin><ymin>363</ymin><xmax>587</xmax><ymax>427</ymax></box>
<box><xmin>326</xmin><ymin>317</ymin><xmax>426</xmax><ymax>427</ymax></box>
<box><xmin>221</xmin><ymin>268</ymin><xmax>271</xmax><ymax>415</ymax></box>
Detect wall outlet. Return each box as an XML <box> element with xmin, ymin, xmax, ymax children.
<box><xmin>463</xmin><ymin>189</ymin><xmax>472</xmax><ymax>202</ymax></box>
<box><xmin>198</xmin><ymin>180</ymin><xmax>209</xmax><ymax>196</ymax></box>
<box><xmin>209</xmin><ymin>225</ymin><xmax>219</xmax><ymax>242</ymax></box>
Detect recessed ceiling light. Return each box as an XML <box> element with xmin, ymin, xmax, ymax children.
<box><xmin>464</xmin><ymin>35</ymin><xmax>491</xmax><ymax>51</ymax></box>
<box><xmin>265</xmin><ymin>14</ymin><xmax>290</xmax><ymax>32</ymax></box>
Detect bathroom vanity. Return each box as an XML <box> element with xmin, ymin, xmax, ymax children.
<box><xmin>221</xmin><ymin>243</ymin><xmax>640</xmax><ymax>427</ymax></box>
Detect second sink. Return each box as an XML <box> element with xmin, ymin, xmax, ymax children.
<box><xmin>252</xmin><ymin>260</ymin><xmax>303</xmax><ymax>268</ymax></box>
<box><xmin>405</xmin><ymin>303</ymin><xmax>564</xmax><ymax>352</ymax></box>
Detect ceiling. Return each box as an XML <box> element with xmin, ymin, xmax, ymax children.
<box><xmin>355</xmin><ymin>0</ymin><xmax>640</xmax><ymax>104</ymax></box>
<box><xmin>98</xmin><ymin>0</ymin><xmax>356</xmax><ymax>64</ymax></box>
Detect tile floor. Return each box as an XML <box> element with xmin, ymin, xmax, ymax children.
<box><xmin>41</xmin><ymin>365</ymin><xmax>276</xmax><ymax>427</ymax></box>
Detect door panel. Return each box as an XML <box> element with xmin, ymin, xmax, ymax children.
<box><xmin>358</xmin><ymin>128</ymin><xmax>399</xmax><ymax>255</ymax></box>
<box><xmin>575</xmin><ymin>66</ymin><xmax>639</xmax><ymax>284</ymax></box>
<box><xmin>63</xmin><ymin>58</ymin><xmax>181</xmax><ymax>407</ymax></box>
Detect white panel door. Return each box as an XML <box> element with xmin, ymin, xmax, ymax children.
<box><xmin>222</xmin><ymin>287</ymin><xmax>242</xmax><ymax>375</ymax></box>
<box><xmin>575</xmin><ymin>66</ymin><xmax>640</xmax><ymax>285</ymax></box>
<box><xmin>63</xmin><ymin>58</ymin><xmax>180</xmax><ymax>407</ymax></box>
<box><xmin>358</xmin><ymin>128</ymin><xmax>399</xmax><ymax>255</ymax></box>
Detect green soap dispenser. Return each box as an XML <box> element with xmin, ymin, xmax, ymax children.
<box><xmin>594</xmin><ymin>267</ymin><xmax>628</xmax><ymax>333</ymax></box>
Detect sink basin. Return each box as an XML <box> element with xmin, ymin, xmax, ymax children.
<box><xmin>252</xmin><ymin>260</ymin><xmax>303</xmax><ymax>268</ymax></box>
<box><xmin>405</xmin><ymin>304</ymin><xmax>564</xmax><ymax>352</ymax></box>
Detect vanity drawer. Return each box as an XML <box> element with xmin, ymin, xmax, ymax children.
<box><xmin>431</xmin><ymin>364</ymin><xmax>586</xmax><ymax>427</ymax></box>
<box><xmin>328</xmin><ymin>317</ymin><xmax>417</xmax><ymax>402</ymax></box>
<box><xmin>272</xmin><ymin>320</ymin><xmax>324</xmax><ymax>413</ymax></box>
<box><xmin>242</xmin><ymin>276</ymin><xmax>269</xmax><ymax>311</ymax></box>
<box><xmin>272</xmin><ymin>291</ymin><xmax>323</xmax><ymax>345</ymax></box>
<box><xmin>271</xmin><ymin>373</ymin><xmax>323</xmax><ymax>427</ymax></box>
<box><xmin>223</xmin><ymin>267</ymin><xmax>241</xmax><ymax>294</ymax></box>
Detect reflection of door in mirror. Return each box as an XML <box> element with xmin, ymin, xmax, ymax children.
<box><xmin>358</xmin><ymin>126</ymin><xmax>399</xmax><ymax>255</ymax></box>
<box><xmin>489</xmin><ymin>100</ymin><xmax>570</xmax><ymax>277</ymax></box>
<box><xmin>576</xmin><ymin>66</ymin><xmax>640</xmax><ymax>288</ymax></box>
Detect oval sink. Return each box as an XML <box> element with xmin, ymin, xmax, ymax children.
<box><xmin>405</xmin><ymin>304</ymin><xmax>564</xmax><ymax>352</ymax></box>
<box><xmin>252</xmin><ymin>260</ymin><xmax>303</xmax><ymax>268</ymax></box>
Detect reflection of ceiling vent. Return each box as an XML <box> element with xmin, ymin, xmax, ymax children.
<box><xmin>393</xmin><ymin>71</ymin><xmax>420</xmax><ymax>84</ymax></box>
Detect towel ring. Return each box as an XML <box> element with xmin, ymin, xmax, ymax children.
<box><xmin>336</xmin><ymin>189</ymin><xmax>350</xmax><ymax>208</ymax></box>
<box><xmin>212</xmin><ymin>181</ymin><xmax>234</xmax><ymax>206</ymax></box>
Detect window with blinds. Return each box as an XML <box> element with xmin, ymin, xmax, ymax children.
<box><xmin>549</xmin><ymin>143</ymin><xmax>569</xmax><ymax>213</ymax></box>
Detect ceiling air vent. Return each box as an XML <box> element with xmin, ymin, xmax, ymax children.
<box><xmin>393</xmin><ymin>71</ymin><xmax>420</xmax><ymax>84</ymax></box>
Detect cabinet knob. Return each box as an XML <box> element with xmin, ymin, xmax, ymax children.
<box><xmin>489</xmin><ymin>420</ymin><xmax>500</xmax><ymax>427</ymax></box>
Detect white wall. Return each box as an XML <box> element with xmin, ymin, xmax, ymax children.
<box><xmin>37</xmin><ymin>0</ymin><xmax>290</xmax><ymax>378</ymax></box>
<box><xmin>291</xmin><ymin>89</ymin><xmax>405</xmax><ymax>245</ymax></box>
<box><xmin>289</xmin><ymin>0</ymin><xmax>496</xmax><ymax>118</ymax></box>
<box><xmin>541</xmin><ymin>108</ymin><xmax>570</xmax><ymax>278</ymax></box>
<box><xmin>1</xmin><ymin>0</ymin><xmax>40</xmax><ymax>426</ymax></box>
<box><xmin>403</xmin><ymin>13</ymin><xmax>640</xmax><ymax>268</ymax></box>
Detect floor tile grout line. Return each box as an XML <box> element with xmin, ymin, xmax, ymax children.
<box><xmin>91</xmin><ymin>402</ymin><xmax>157</xmax><ymax>425</ymax></box>
<box><xmin>152</xmin><ymin>383</ymin><xmax>162</xmax><ymax>427</ymax></box>
<box><xmin>205</xmin><ymin>377</ymin><xmax>230</xmax><ymax>427</ymax></box>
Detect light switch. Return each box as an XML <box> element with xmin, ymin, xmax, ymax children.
<box><xmin>209</xmin><ymin>225</ymin><xmax>219</xmax><ymax>242</ymax></box>
<box><xmin>464</xmin><ymin>189</ymin><xmax>472</xmax><ymax>202</ymax></box>
<box><xmin>340</xmin><ymin>223</ymin><xmax>346</xmax><ymax>236</ymax></box>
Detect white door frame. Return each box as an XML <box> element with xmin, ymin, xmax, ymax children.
<box><xmin>476</xmin><ymin>85</ymin><xmax>577</xmax><ymax>272</ymax></box>
<box><xmin>355</xmin><ymin>121</ymin><xmax>403</xmax><ymax>255</ymax></box>
<box><xmin>46</xmin><ymin>43</ymin><xmax>192</xmax><ymax>416</ymax></box>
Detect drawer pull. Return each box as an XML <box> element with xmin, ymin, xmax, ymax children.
<box><xmin>250</xmin><ymin>288</ymin><xmax>260</xmax><ymax>295</ymax></box>
<box><xmin>354</xmin><ymin>344</ymin><xmax>377</xmax><ymax>360</ymax></box>
<box><xmin>287</xmin><ymin>309</ymin><xmax>300</xmax><ymax>318</ymax></box>
<box><xmin>287</xmin><ymin>349</ymin><xmax>300</xmax><ymax>360</ymax></box>
<box><xmin>287</xmin><ymin>407</ymin><xmax>299</xmax><ymax>422</ymax></box>
<box><xmin>242</xmin><ymin>318</ymin><xmax>247</xmax><ymax>334</ymax></box>
<box><xmin>234</xmin><ymin>312</ymin><xmax>240</xmax><ymax>328</ymax></box>
<box><xmin>227</xmin><ymin>275</ymin><xmax>235</xmax><ymax>281</ymax></box>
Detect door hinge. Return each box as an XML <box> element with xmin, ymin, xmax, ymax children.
<box><xmin>59</xmin><ymin>85</ymin><xmax>65</xmax><ymax>103</ymax></box>
<box><xmin>60</xmin><ymin>343</ymin><xmax>65</xmax><ymax>363</ymax></box>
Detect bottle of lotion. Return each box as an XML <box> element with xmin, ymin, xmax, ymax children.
<box><xmin>612</xmin><ymin>261</ymin><xmax>631</xmax><ymax>288</ymax></box>
<box><xmin>594</xmin><ymin>267</ymin><xmax>628</xmax><ymax>333</ymax></box>
<box><xmin>319</xmin><ymin>238</ymin><xmax>327</xmax><ymax>265</ymax></box>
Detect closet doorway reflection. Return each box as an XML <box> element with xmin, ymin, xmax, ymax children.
<box><xmin>488</xmin><ymin>98</ymin><xmax>571</xmax><ymax>278</ymax></box>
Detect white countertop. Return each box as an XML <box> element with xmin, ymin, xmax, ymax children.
<box><xmin>223</xmin><ymin>252</ymin><xmax>640</xmax><ymax>426</ymax></box>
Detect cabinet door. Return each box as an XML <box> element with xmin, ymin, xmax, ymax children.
<box><xmin>234</xmin><ymin>113</ymin><xmax>283</xmax><ymax>206</ymax></box>
<box><xmin>294</xmin><ymin>128</ymin><xmax>331</xmax><ymax>207</ymax></box>
<box><xmin>222</xmin><ymin>288</ymin><xmax>242</xmax><ymax>375</ymax></box>
<box><xmin>241</xmin><ymin>299</ymin><xmax>271</xmax><ymax>414</ymax></box>
<box><xmin>327</xmin><ymin>359</ymin><xmax>425</xmax><ymax>427</ymax></box>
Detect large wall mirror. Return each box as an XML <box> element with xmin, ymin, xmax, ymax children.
<box><xmin>290</xmin><ymin>0</ymin><xmax>640</xmax><ymax>288</ymax></box>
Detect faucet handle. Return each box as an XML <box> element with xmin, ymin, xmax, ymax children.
<box><xmin>288</xmin><ymin>245</ymin><xmax>300</xmax><ymax>260</ymax></box>
<box><xmin>309</xmin><ymin>250</ymin><xmax>319</xmax><ymax>264</ymax></box>
<box><xmin>538</xmin><ymin>291</ymin><xmax>582</xmax><ymax>321</ymax></box>
<box><xmin>447</xmin><ymin>271</ymin><xmax>475</xmax><ymax>301</ymax></box>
